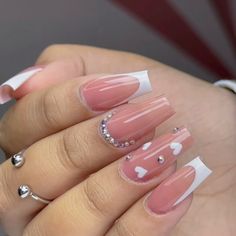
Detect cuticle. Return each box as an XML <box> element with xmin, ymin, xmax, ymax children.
<box><xmin>143</xmin><ymin>193</ymin><xmax>172</xmax><ymax>217</ymax></box>
<box><xmin>117</xmin><ymin>158</ymin><xmax>160</xmax><ymax>186</ymax></box>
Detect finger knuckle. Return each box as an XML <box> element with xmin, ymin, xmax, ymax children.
<box><xmin>38</xmin><ymin>44</ymin><xmax>65</xmax><ymax>61</ymax></box>
<box><xmin>0</xmin><ymin>111</ymin><xmax>15</xmax><ymax>155</ymax></box>
<box><xmin>40</xmin><ymin>89</ymin><xmax>63</xmax><ymax>129</ymax></box>
<box><xmin>44</xmin><ymin>44</ymin><xmax>64</xmax><ymax>52</ymax></box>
<box><xmin>0</xmin><ymin>168</ymin><xmax>13</xmax><ymax>221</ymax></box>
<box><xmin>113</xmin><ymin>219</ymin><xmax>136</xmax><ymax>236</ymax></box>
<box><xmin>0</xmin><ymin>173</ymin><xmax>7</xmax><ymax>218</ymax></box>
<box><xmin>82</xmin><ymin>175</ymin><xmax>111</xmax><ymax>218</ymax></box>
<box><xmin>57</xmin><ymin>128</ymin><xmax>91</xmax><ymax>172</ymax></box>
<box><xmin>23</xmin><ymin>224</ymin><xmax>46</xmax><ymax>236</ymax></box>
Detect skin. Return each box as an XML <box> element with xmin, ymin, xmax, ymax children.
<box><xmin>0</xmin><ymin>45</ymin><xmax>235</xmax><ymax>236</ymax></box>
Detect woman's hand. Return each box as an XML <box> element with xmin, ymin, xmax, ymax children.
<box><xmin>0</xmin><ymin>45</ymin><xmax>235</xmax><ymax>236</ymax></box>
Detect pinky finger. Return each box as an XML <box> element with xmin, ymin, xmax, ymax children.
<box><xmin>107</xmin><ymin>157</ymin><xmax>212</xmax><ymax>236</ymax></box>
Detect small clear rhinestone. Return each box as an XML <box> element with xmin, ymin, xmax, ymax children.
<box><xmin>129</xmin><ymin>140</ymin><xmax>135</xmax><ymax>145</ymax></box>
<box><xmin>157</xmin><ymin>155</ymin><xmax>165</xmax><ymax>164</ymax></box>
<box><xmin>109</xmin><ymin>138</ymin><xmax>115</xmax><ymax>144</ymax></box>
<box><xmin>119</xmin><ymin>143</ymin><xmax>125</xmax><ymax>148</ymax></box>
<box><xmin>125</xmin><ymin>142</ymin><xmax>130</xmax><ymax>147</ymax></box>
<box><xmin>101</xmin><ymin>123</ymin><xmax>106</xmax><ymax>128</ymax></box>
<box><xmin>173</xmin><ymin>127</ymin><xmax>180</xmax><ymax>133</ymax></box>
<box><xmin>107</xmin><ymin>113</ymin><xmax>113</xmax><ymax>118</ymax></box>
<box><xmin>125</xmin><ymin>155</ymin><xmax>132</xmax><ymax>161</ymax></box>
<box><xmin>101</xmin><ymin>128</ymin><xmax>108</xmax><ymax>134</ymax></box>
<box><xmin>114</xmin><ymin>141</ymin><xmax>119</xmax><ymax>147</ymax></box>
<box><xmin>18</xmin><ymin>185</ymin><xmax>31</xmax><ymax>199</ymax></box>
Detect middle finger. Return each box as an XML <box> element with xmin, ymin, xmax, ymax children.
<box><xmin>0</xmin><ymin>70</ymin><xmax>151</xmax><ymax>155</ymax></box>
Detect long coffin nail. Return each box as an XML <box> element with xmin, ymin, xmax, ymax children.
<box><xmin>120</xmin><ymin>127</ymin><xmax>193</xmax><ymax>183</ymax></box>
<box><xmin>0</xmin><ymin>66</ymin><xmax>43</xmax><ymax>104</ymax></box>
<box><xmin>81</xmin><ymin>70</ymin><xmax>152</xmax><ymax>111</ymax></box>
<box><xmin>100</xmin><ymin>95</ymin><xmax>175</xmax><ymax>148</ymax></box>
<box><xmin>146</xmin><ymin>157</ymin><xmax>212</xmax><ymax>214</ymax></box>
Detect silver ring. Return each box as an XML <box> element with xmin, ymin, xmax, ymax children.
<box><xmin>11</xmin><ymin>151</ymin><xmax>25</xmax><ymax>168</ymax></box>
<box><xmin>18</xmin><ymin>185</ymin><xmax>51</xmax><ymax>205</ymax></box>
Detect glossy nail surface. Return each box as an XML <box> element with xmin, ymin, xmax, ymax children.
<box><xmin>120</xmin><ymin>127</ymin><xmax>193</xmax><ymax>183</ymax></box>
<box><xmin>0</xmin><ymin>66</ymin><xmax>43</xmax><ymax>104</ymax></box>
<box><xmin>81</xmin><ymin>70</ymin><xmax>152</xmax><ymax>111</ymax></box>
<box><xmin>100</xmin><ymin>96</ymin><xmax>175</xmax><ymax>148</ymax></box>
<box><xmin>146</xmin><ymin>157</ymin><xmax>212</xmax><ymax>214</ymax></box>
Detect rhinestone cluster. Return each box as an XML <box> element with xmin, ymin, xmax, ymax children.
<box><xmin>100</xmin><ymin>112</ymin><xmax>135</xmax><ymax>148</ymax></box>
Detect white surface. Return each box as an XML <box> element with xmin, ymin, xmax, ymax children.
<box><xmin>100</xmin><ymin>70</ymin><xmax>152</xmax><ymax>101</ymax></box>
<box><xmin>174</xmin><ymin>156</ymin><xmax>212</xmax><ymax>206</ymax></box>
<box><xmin>125</xmin><ymin>70</ymin><xmax>152</xmax><ymax>99</ymax></box>
<box><xmin>215</xmin><ymin>80</ymin><xmax>236</xmax><ymax>93</ymax></box>
<box><xmin>2</xmin><ymin>68</ymin><xmax>42</xmax><ymax>90</ymax></box>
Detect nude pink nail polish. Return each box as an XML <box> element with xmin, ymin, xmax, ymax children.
<box><xmin>146</xmin><ymin>157</ymin><xmax>212</xmax><ymax>214</ymax></box>
<box><xmin>0</xmin><ymin>85</ymin><xmax>13</xmax><ymax>104</ymax></box>
<box><xmin>100</xmin><ymin>95</ymin><xmax>175</xmax><ymax>148</ymax></box>
<box><xmin>0</xmin><ymin>66</ymin><xmax>43</xmax><ymax>104</ymax></box>
<box><xmin>120</xmin><ymin>127</ymin><xmax>193</xmax><ymax>183</ymax></box>
<box><xmin>81</xmin><ymin>71</ymin><xmax>152</xmax><ymax>112</ymax></box>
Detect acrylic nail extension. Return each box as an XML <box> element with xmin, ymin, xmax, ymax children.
<box><xmin>0</xmin><ymin>66</ymin><xmax>43</xmax><ymax>104</ymax></box>
<box><xmin>100</xmin><ymin>95</ymin><xmax>175</xmax><ymax>148</ymax></box>
<box><xmin>146</xmin><ymin>157</ymin><xmax>212</xmax><ymax>214</ymax></box>
<box><xmin>80</xmin><ymin>70</ymin><xmax>152</xmax><ymax>112</ymax></box>
<box><xmin>120</xmin><ymin>127</ymin><xmax>193</xmax><ymax>183</ymax></box>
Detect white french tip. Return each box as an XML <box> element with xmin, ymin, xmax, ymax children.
<box><xmin>1</xmin><ymin>67</ymin><xmax>43</xmax><ymax>90</ymax></box>
<box><xmin>125</xmin><ymin>70</ymin><xmax>152</xmax><ymax>99</ymax></box>
<box><xmin>100</xmin><ymin>70</ymin><xmax>152</xmax><ymax>100</ymax></box>
<box><xmin>174</xmin><ymin>156</ymin><xmax>212</xmax><ymax>206</ymax></box>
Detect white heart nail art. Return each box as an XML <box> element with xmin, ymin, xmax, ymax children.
<box><xmin>170</xmin><ymin>142</ymin><xmax>183</xmax><ymax>156</ymax></box>
<box><xmin>142</xmin><ymin>142</ymin><xmax>152</xmax><ymax>151</ymax></box>
<box><xmin>135</xmin><ymin>166</ymin><xmax>148</xmax><ymax>178</ymax></box>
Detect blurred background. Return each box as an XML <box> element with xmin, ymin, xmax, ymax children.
<box><xmin>0</xmin><ymin>1</ymin><xmax>235</xmax><ymax>234</ymax></box>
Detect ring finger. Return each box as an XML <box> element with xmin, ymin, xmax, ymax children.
<box><xmin>23</xmin><ymin>137</ymin><xmax>202</xmax><ymax>236</ymax></box>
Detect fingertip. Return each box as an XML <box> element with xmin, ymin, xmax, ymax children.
<box><xmin>14</xmin><ymin>59</ymin><xmax>85</xmax><ymax>99</ymax></box>
<box><xmin>143</xmin><ymin>194</ymin><xmax>193</xmax><ymax>235</ymax></box>
<box><xmin>0</xmin><ymin>85</ymin><xmax>14</xmax><ymax>104</ymax></box>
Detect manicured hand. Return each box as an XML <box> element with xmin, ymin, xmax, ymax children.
<box><xmin>0</xmin><ymin>45</ymin><xmax>235</xmax><ymax>236</ymax></box>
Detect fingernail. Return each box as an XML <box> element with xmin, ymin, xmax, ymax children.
<box><xmin>81</xmin><ymin>70</ymin><xmax>152</xmax><ymax>111</ymax></box>
<box><xmin>120</xmin><ymin>127</ymin><xmax>193</xmax><ymax>183</ymax></box>
<box><xmin>0</xmin><ymin>85</ymin><xmax>13</xmax><ymax>104</ymax></box>
<box><xmin>146</xmin><ymin>157</ymin><xmax>212</xmax><ymax>214</ymax></box>
<box><xmin>100</xmin><ymin>95</ymin><xmax>175</xmax><ymax>148</ymax></box>
<box><xmin>0</xmin><ymin>66</ymin><xmax>43</xmax><ymax>104</ymax></box>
